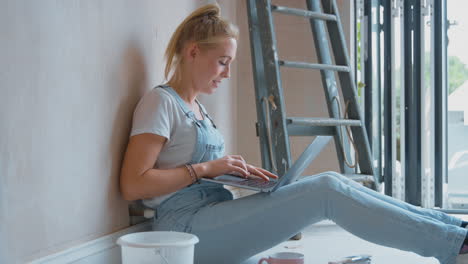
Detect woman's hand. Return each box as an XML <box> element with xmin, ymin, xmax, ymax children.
<box><xmin>244</xmin><ymin>164</ymin><xmax>278</xmax><ymax>181</ymax></box>
<box><xmin>199</xmin><ymin>155</ymin><xmax>278</xmax><ymax>181</ymax></box>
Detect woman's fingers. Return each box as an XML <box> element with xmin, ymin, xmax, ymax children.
<box><xmin>246</xmin><ymin>164</ymin><xmax>280</xmax><ymax>181</ymax></box>
<box><xmin>246</xmin><ymin>165</ymin><xmax>269</xmax><ymax>181</ymax></box>
<box><xmin>224</xmin><ymin>155</ymin><xmax>278</xmax><ymax>180</ymax></box>
<box><xmin>228</xmin><ymin>159</ymin><xmax>250</xmax><ymax>177</ymax></box>
<box><xmin>229</xmin><ymin>171</ymin><xmax>245</xmax><ymax>178</ymax></box>
<box><xmin>256</xmin><ymin>167</ymin><xmax>279</xmax><ymax>179</ymax></box>
<box><xmin>229</xmin><ymin>155</ymin><xmax>248</xmax><ymax>174</ymax></box>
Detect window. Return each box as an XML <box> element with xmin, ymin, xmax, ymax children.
<box><xmin>356</xmin><ymin>0</ymin><xmax>468</xmax><ymax>212</ymax></box>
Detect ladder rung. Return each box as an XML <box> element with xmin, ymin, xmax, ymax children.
<box><xmin>279</xmin><ymin>60</ymin><xmax>350</xmax><ymax>72</ymax></box>
<box><xmin>287</xmin><ymin>125</ymin><xmax>335</xmax><ymax>136</ymax></box>
<box><xmin>271</xmin><ymin>5</ymin><xmax>337</xmax><ymax>21</ymax></box>
<box><xmin>287</xmin><ymin>117</ymin><xmax>362</xmax><ymax>127</ymax></box>
<box><xmin>344</xmin><ymin>174</ymin><xmax>374</xmax><ymax>183</ymax></box>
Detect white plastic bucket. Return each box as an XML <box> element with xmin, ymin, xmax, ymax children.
<box><xmin>117</xmin><ymin>231</ymin><xmax>199</xmax><ymax>264</ymax></box>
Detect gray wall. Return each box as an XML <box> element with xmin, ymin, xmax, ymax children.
<box><xmin>0</xmin><ymin>0</ymin><xmax>237</xmax><ymax>262</ymax></box>
<box><xmin>0</xmin><ymin>0</ymin><xmax>347</xmax><ymax>262</ymax></box>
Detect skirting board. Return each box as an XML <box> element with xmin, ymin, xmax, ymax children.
<box><xmin>29</xmin><ymin>221</ymin><xmax>152</xmax><ymax>264</ymax></box>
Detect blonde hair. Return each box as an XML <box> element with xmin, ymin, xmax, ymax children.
<box><xmin>164</xmin><ymin>3</ymin><xmax>239</xmax><ymax>83</ymax></box>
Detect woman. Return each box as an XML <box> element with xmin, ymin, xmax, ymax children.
<box><xmin>120</xmin><ymin>4</ymin><xmax>468</xmax><ymax>264</ymax></box>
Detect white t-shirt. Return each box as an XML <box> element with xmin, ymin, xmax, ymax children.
<box><xmin>130</xmin><ymin>87</ymin><xmax>197</xmax><ymax>207</ymax></box>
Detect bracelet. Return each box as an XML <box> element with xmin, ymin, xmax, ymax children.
<box><xmin>184</xmin><ymin>164</ymin><xmax>196</xmax><ymax>184</ymax></box>
<box><xmin>184</xmin><ymin>163</ymin><xmax>200</xmax><ymax>184</ymax></box>
<box><xmin>187</xmin><ymin>163</ymin><xmax>200</xmax><ymax>182</ymax></box>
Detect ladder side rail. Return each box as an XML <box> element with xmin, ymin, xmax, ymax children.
<box><xmin>305</xmin><ymin>0</ymin><xmax>352</xmax><ymax>175</ymax></box>
<box><xmin>322</xmin><ymin>0</ymin><xmax>376</xmax><ymax>179</ymax></box>
<box><xmin>248</xmin><ymin>0</ymin><xmax>292</xmax><ymax>176</ymax></box>
<box><xmin>246</xmin><ymin>0</ymin><xmax>273</xmax><ymax>172</ymax></box>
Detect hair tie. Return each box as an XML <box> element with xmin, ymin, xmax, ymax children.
<box><xmin>201</xmin><ymin>13</ymin><xmax>217</xmax><ymax>24</ymax></box>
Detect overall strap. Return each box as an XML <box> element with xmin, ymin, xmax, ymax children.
<box><xmin>157</xmin><ymin>85</ymin><xmax>201</xmax><ymax>127</ymax></box>
<box><xmin>195</xmin><ymin>100</ymin><xmax>217</xmax><ymax>129</ymax></box>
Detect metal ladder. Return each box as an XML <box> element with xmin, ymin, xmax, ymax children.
<box><xmin>246</xmin><ymin>0</ymin><xmax>378</xmax><ymax>188</ymax></box>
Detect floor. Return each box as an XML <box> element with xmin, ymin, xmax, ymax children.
<box><xmin>242</xmin><ymin>220</ymin><xmax>445</xmax><ymax>264</ymax></box>
<box><xmin>227</xmin><ymin>187</ymin><xmax>468</xmax><ymax>264</ymax></box>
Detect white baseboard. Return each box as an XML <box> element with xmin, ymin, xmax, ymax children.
<box><xmin>30</xmin><ymin>221</ymin><xmax>152</xmax><ymax>264</ymax></box>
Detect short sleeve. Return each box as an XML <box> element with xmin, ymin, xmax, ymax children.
<box><xmin>130</xmin><ymin>89</ymin><xmax>174</xmax><ymax>139</ymax></box>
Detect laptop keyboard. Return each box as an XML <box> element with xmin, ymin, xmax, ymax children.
<box><xmin>234</xmin><ymin>178</ymin><xmax>277</xmax><ymax>188</ymax></box>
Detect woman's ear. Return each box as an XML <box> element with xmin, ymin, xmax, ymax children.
<box><xmin>184</xmin><ymin>42</ymin><xmax>199</xmax><ymax>61</ymax></box>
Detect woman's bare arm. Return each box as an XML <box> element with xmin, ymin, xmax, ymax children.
<box><xmin>119</xmin><ymin>133</ymin><xmax>194</xmax><ymax>201</ymax></box>
<box><xmin>119</xmin><ymin>133</ymin><xmax>277</xmax><ymax>201</ymax></box>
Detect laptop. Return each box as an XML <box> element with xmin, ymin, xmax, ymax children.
<box><xmin>201</xmin><ymin>136</ymin><xmax>331</xmax><ymax>192</ymax></box>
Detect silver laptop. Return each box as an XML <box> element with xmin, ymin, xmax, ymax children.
<box><xmin>201</xmin><ymin>136</ymin><xmax>331</xmax><ymax>192</ymax></box>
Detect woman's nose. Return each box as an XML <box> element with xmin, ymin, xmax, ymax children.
<box><xmin>222</xmin><ymin>65</ymin><xmax>230</xmax><ymax>78</ymax></box>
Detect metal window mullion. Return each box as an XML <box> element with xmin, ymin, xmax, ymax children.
<box><xmin>398</xmin><ymin>0</ymin><xmax>406</xmax><ymax>201</ymax></box>
<box><xmin>433</xmin><ymin>0</ymin><xmax>447</xmax><ymax>208</ymax></box>
<box><xmin>383</xmin><ymin>0</ymin><xmax>393</xmax><ymax>196</ymax></box>
<box><xmin>364</xmin><ymin>0</ymin><xmax>373</xmax><ymax>152</ymax></box>
<box><xmin>404</xmin><ymin>0</ymin><xmax>423</xmax><ymax>206</ymax></box>
<box><xmin>420</xmin><ymin>0</ymin><xmax>435</xmax><ymax>209</ymax></box>
<box><xmin>364</xmin><ymin>0</ymin><xmax>382</xmax><ymax>180</ymax></box>
<box><xmin>353</xmin><ymin>0</ymin><xmax>358</xmax><ymax>92</ymax></box>
<box><xmin>374</xmin><ymin>0</ymin><xmax>382</xmax><ymax>183</ymax></box>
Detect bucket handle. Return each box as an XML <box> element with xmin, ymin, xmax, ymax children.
<box><xmin>154</xmin><ymin>248</ymin><xmax>170</xmax><ymax>264</ymax></box>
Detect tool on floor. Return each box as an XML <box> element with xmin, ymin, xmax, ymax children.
<box><xmin>246</xmin><ymin>0</ymin><xmax>378</xmax><ymax>189</ymax></box>
<box><xmin>258</xmin><ymin>252</ymin><xmax>305</xmax><ymax>264</ymax></box>
<box><xmin>328</xmin><ymin>254</ymin><xmax>372</xmax><ymax>264</ymax></box>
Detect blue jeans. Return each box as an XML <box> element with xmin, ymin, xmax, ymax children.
<box><xmin>154</xmin><ymin>171</ymin><xmax>466</xmax><ymax>264</ymax></box>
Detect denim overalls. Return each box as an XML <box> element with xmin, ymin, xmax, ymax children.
<box><xmin>153</xmin><ymin>85</ymin><xmax>233</xmax><ymax>233</ymax></box>
<box><xmin>150</xmin><ymin>85</ymin><xmax>466</xmax><ymax>264</ymax></box>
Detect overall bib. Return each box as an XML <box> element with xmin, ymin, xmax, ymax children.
<box><xmin>153</xmin><ymin>85</ymin><xmax>233</xmax><ymax>233</ymax></box>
